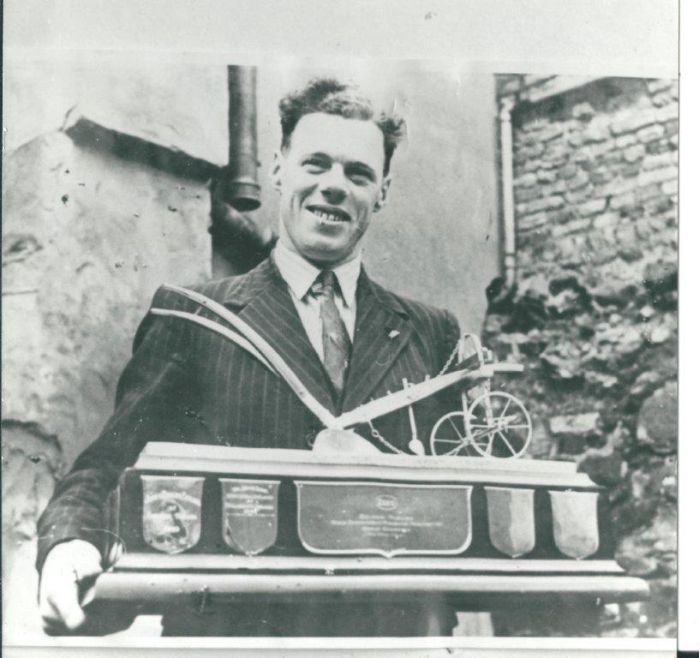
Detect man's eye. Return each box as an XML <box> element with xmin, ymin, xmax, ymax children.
<box><xmin>347</xmin><ymin>170</ymin><xmax>372</xmax><ymax>185</ymax></box>
<box><xmin>303</xmin><ymin>159</ymin><xmax>326</xmax><ymax>171</ymax></box>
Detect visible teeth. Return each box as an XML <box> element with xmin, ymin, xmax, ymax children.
<box><xmin>313</xmin><ymin>209</ymin><xmax>344</xmax><ymax>222</ymax></box>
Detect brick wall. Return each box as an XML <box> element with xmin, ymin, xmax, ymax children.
<box><xmin>487</xmin><ymin>75</ymin><xmax>678</xmax><ymax>637</ymax></box>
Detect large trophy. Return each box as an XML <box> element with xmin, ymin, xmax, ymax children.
<box><xmin>92</xmin><ymin>287</ymin><xmax>648</xmax><ymax>628</ymax></box>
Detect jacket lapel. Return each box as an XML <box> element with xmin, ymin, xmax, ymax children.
<box><xmin>341</xmin><ymin>270</ymin><xmax>413</xmax><ymax>413</ymax></box>
<box><xmin>222</xmin><ymin>258</ymin><xmax>337</xmax><ymax>418</ymax></box>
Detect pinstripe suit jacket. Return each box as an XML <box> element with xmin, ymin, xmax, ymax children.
<box><xmin>36</xmin><ymin>256</ymin><xmax>461</xmax><ymax>571</ymax></box>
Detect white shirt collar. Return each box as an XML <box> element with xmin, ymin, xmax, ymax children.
<box><xmin>272</xmin><ymin>241</ymin><xmax>362</xmax><ymax>308</ymax></box>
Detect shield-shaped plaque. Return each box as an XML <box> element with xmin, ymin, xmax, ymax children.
<box><xmin>485</xmin><ymin>486</ymin><xmax>536</xmax><ymax>558</ymax></box>
<box><xmin>141</xmin><ymin>475</ymin><xmax>204</xmax><ymax>554</ymax></box>
<box><xmin>221</xmin><ymin>478</ymin><xmax>280</xmax><ymax>555</ymax></box>
<box><xmin>549</xmin><ymin>490</ymin><xmax>600</xmax><ymax>559</ymax></box>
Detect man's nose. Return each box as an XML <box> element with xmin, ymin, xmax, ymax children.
<box><xmin>320</xmin><ymin>165</ymin><xmax>348</xmax><ymax>204</ymax></box>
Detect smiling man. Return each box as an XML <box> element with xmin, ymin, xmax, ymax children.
<box><xmin>36</xmin><ymin>78</ymin><xmax>462</xmax><ymax>636</ymax></box>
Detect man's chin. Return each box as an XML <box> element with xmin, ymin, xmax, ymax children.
<box><xmin>298</xmin><ymin>243</ymin><xmax>354</xmax><ymax>268</ymax></box>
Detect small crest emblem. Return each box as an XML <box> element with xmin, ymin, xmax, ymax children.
<box><xmin>549</xmin><ymin>490</ymin><xmax>600</xmax><ymax>559</ymax></box>
<box><xmin>141</xmin><ymin>475</ymin><xmax>204</xmax><ymax>554</ymax></box>
<box><xmin>485</xmin><ymin>486</ymin><xmax>536</xmax><ymax>558</ymax></box>
<box><xmin>375</xmin><ymin>494</ymin><xmax>399</xmax><ymax>511</ymax></box>
<box><xmin>221</xmin><ymin>479</ymin><xmax>280</xmax><ymax>556</ymax></box>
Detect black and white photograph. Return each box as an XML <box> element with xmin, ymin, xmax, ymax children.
<box><xmin>2</xmin><ymin>1</ymin><xmax>686</xmax><ymax>656</ymax></box>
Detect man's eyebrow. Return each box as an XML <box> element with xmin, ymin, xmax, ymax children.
<box><xmin>301</xmin><ymin>152</ymin><xmax>331</xmax><ymax>161</ymax></box>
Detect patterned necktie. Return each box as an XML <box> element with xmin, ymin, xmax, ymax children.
<box><xmin>311</xmin><ymin>270</ymin><xmax>351</xmax><ymax>394</ymax></box>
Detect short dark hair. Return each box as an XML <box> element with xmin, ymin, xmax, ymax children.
<box><xmin>279</xmin><ymin>78</ymin><xmax>406</xmax><ymax>175</ymax></box>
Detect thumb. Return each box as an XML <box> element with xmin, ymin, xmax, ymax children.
<box><xmin>61</xmin><ymin>582</ymin><xmax>88</xmax><ymax>630</ymax></box>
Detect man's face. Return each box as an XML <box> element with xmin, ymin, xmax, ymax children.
<box><xmin>273</xmin><ymin>112</ymin><xmax>390</xmax><ymax>267</ymax></box>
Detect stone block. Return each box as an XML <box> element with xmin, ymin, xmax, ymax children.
<box><xmin>567</xmin><ymin>131</ymin><xmax>584</xmax><ymax>148</ymax></box>
<box><xmin>514</xmin><ymin>172</ymin><xmax>538</xmax><ymax>188</ymax></box>
<box><xmin>620</xmin><ymin>163</ymin><xmax>642</xmax><ymax>179</ymax></box>
<box><xmin>639</xmin><ymin>165</ymin><xmax>678</xmax><ymax>186</ymax></box>
<box><xmin>536</xmin><ymin>169</ymin><xmax>558</xmax><ymax>184</ymax></box>
<box><xmin>652</xmin><ymin>92</ymin><xmax>674</xmax><ymax>107</ymax></box>
<box><xmin>578</xmin><ymin>451</ymin><xmax>625</xmax><ymax>486</ymax></box>
<box><xmin>647</xmin><ymin>79</ymin><xmax>673</xmax><ymax>94</ymax></box>
<box><xmin>637</xmin><ymin>382</ymin><xmax>678</xmax><ymax>452</ymax></box>
<box><xmin>541</xmin><ymin>147</ymin><xmax>569</xmax><ymax>168</ymax></box>
<box><xmin>615</xmin><ymin>506</ymin><xmax>676</xmax><ymax>578</ymax></box>
<box><xmin>655</xmin><ymin>104</ymin><xmax>678</xmax><ymax>122</ymax></box>
<box><xmin>518</xmin><ymin>142</ymin><xmax>546</xmax><ymax>160</ymax></box>
<box><xmin>578</xmin><ymin>197</ymin><xmax>608</xmax><ymax>217</ymax></box>
<box><xmin>550</xmin><ymin>412</ymin><xmax>602</xmax><ymax>440</ymax></box>
<box><xmin>567</xmin><ymin>170</ymin><xmax>590</xmax><ymax>191</ymax></box>
<box><xmin>548</xmin><ymin>207</ymin><xmax>577</xmax><ymax>224</ymax></box>
<box><xmin>572</xmin><ymin>102</ymin><xmax>595</xmax><ymax>121</ymax></box>
<box><xmin>565</xmin><ymin>185</ymin><xmax>594</xmax><ymax>205</ymax></box>
<box><xmin>514</xmin><ymin>185</ymin><xmax>542</xmax><ymax>203</ymax></box>
<box><xmin>646</xmin><ymin>196</ymin><xmax>674</xmax><ymax>216</ymax></box>
<box><xmin>615</xmin><ymin>134</ymin><xmax>638</xmax><ymax>149</ymax></box>
<box><xmin>518</xmin><ymin>212</ymin><xmax>548</xmax><ymax>232</ymax></box>
<box><xmin>635</xmin><ymin>183</ymin><xmax>663</xmax><ymax>202</ymax></box>
<box><xmin>624</xmin><ymin>144</ymin><xmax>646</xmax><ymax>163</ymax></box>
<box><xmin>661</xmin><ymin>180</ymin><xmax>678</xmax><ymax>195</ymax></box>
<box><xmin>573</xmin><ymin>146</ymin><xmax>595</xmax><ymax>165</ymax></box>
<box><xmin>637</xmin><ymin>124</ymin><xmax>665</xmax><ymax>144</ymax></box>
<box><xmin>600</xmin><ymin>149</ymin><xmax>625</xmax><ymax>166</ymax></box>
<box><xmin>609</xmin><ymin>192</ymin><xmax>636</xmax><ymax>211</ymax></box>
<box><xmin>558</xmin><ymin>163</ymin><xmax>578</xmax><ymax>180</ymax></box>
<box><xmin>646</xmin><ymin>139</ymin><xmax>673</xmax><ymax>155</ymax></box>
<box><xmin>590</xmin><ymin>168</ymin><xmax>614</xmax><ymax>185</ymax></box>
<box><xmin>616</xmin><ymin>224</ymin><xmax>643</xmax><ymax>261</ymax></box>
<box><xmin>664</xmin><ymin>118</ymin><xmax>679</xmax><ymax>136</ymax></box>
<box><xmin>610</xmin><ymin>110</ymin><xmax>657</xmax><ymax>136</ymax></box>
<box><xmin>551</xmin><ymin>217</ymin><xmax>591</xmax><ymax>238</ymax></box>
<box><xmin>584</xmin><ymin>371</ymin><xmax>619</xmax><ymax>391</ymax></box>
<box><xmin>643</xmin><ymin>152</ymin><xmax>676</xmax><ymax>171</ymax></box>
<box><xmin>517</xmin><ymin>195</ymin><xmax>565</xmax><ymax>216</ymax></box>
<box><xmin>593</xmin><ymin>212</ymin><xmax>620</xmax><ymax>229</ymax></box>
<box><xmin>582</xmin><ymin>123</ymin><xmax>610</xmax><ymax>144</ymax></box>
<box><xmin>540</xmin><ymin>124</ymin><xmax>564</xmax><ymax>142</ymax></box>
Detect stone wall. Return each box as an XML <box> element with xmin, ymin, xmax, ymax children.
<box><xmin>2</xmin><ymin>62</ymin><xmax>216</xmax><ymax>638</ymax></box>
<box><xmin>488</xmin><ymin>75</ymin><xmax>678</xmax><ymax>637</ymax></box>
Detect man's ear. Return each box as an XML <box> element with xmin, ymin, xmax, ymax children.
<box><xmin>374</xmin><ymin>175</ymin><xmax>392</xmax><ymax>212</ymax></box>
<box><xmin>270</xmin><ymin>151</ymin><xmax>284</xmax><ymax>192</ymax></box>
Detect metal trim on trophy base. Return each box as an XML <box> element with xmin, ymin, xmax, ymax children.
<box><xmin>93</xmin><ymin>571</ymin><xmax>650</xmax><ymax>607</ymax></box>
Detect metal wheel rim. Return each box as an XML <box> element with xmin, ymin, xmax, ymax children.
<box><xmin>466</xmin><ymin>391</ymin><xmax>532</xmax><ymax>458</ymax></box>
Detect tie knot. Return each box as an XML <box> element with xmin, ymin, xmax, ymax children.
<box><xmin>310</xmin><ymin>270</ymin><xmax>337</xmax><ymax>299</ymax></box>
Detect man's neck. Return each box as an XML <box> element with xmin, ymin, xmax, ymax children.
<box><xmin>272</xmin><ymin>241</ymin><xmax>362</xmax><ymax>307</ymax></box>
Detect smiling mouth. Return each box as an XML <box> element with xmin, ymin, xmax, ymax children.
<box><xmin>307</xmin><ymin>206</ymin><xmax>351</xmax><ymax>223</ymax></box>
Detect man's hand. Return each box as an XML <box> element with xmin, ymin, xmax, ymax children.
<box><xmin>39</xmin><ymin>540</ymin><xmax>103</xmax><ymax>634</ymax></box>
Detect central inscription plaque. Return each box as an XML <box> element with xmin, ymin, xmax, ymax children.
<box><xmin>295</xmin><ymin>481</ymin><xmax>473</xmax><ymax>557</ymax></box>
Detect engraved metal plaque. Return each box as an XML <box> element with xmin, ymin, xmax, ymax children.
<box><xmin>221</xmin><ymin>478</ymin><xmax>280</xmax><ymax>556</ymax></box>
<box><xmin>295</xmin><ymin>481</ymin><xmax>472</xmax><ymax>557</ymax></box>
<box><xmin>141</xmin><ymin>475</ymin><xmax>204</xmax><ymax>554</ymax></box>
<box><xmin>485</xmin><ymin>486</ymin><xmax>536</xmax><ymax>558</ymax></box>
<box><xmin>550</xmin><ymin>490</ymin><xmax>600</xmax><ymax>560</ymax></box>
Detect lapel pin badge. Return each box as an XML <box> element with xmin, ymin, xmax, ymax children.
<box><xmin>388</xmin><ymin>329</ymin><xmax>400</xmax><ymax>339</ymax></box>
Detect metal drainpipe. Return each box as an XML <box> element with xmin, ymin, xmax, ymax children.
<box><xmin>222</xmin><ymin>65</ymin><xmax>261</xmax><ymax>211</ymax></box>
<box><xmin>499</xmin><ymin>97</ymin><xmax>517</xmax><ymax>288</ymax></box>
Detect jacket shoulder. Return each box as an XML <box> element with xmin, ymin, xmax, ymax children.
<box><xmin>153</xmin><ymin>258</ymin><xmax>275</xmax><ymax>309</ymax></box>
